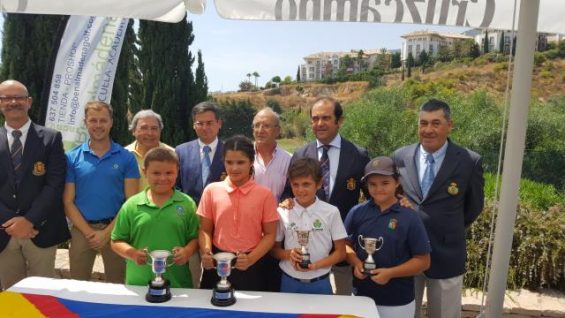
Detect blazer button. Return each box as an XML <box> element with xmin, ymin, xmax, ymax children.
<box><xmin>13</xmin><ymin>194</ymin><xmax>16</xmax><ymax>199</ymax></box>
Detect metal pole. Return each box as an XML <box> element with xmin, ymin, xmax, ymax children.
<box><xmin>485</xmin><ymin>0</ymin><xmax>539</xmax><ymax>317</ymax></box>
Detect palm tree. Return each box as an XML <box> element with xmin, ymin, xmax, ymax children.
<box><xmin>246</xmin><ymin>73</ymin><xmax>252</xmax><ymax>83</ymax></box>
<box><xmin>252</xmin><ymin>71</ymin><xmax>260</xmax><ymax>89</ymax></box>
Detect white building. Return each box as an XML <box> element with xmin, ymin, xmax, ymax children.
<box><xmin>300</xmin><ymin>49</ymin><xmax>391</xmax><ymax>82</ymax></box>
<box><xmin>401</xmin><ymin>30</ymin><xmax>473</xmax><ymax>61</ymax></box>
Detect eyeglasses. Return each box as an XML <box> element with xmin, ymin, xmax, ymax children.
<box><xmin>0</xmin><ymin>96</ymin><xmax>29</xmax><ymax>103</ymax></box>
<box><xmin>252</xmin><ymin>123</ymin><xmax>278</xmax><ymax>130</ymax></box>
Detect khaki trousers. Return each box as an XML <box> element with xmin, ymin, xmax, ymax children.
<box><xmin>414</xmin><ymin>274</ymin><xmax>463</xmax><ymax>318</ymax></box>
<box><xmin>189</xmin><ymin>252</ymin><xmax>202</xmax><ymax>288</ymax></box>
<box><xmin>69</xmin><ymin>225</ymin><xmax>125</xmax><ymax>283</ymax></box>
<box><xmin>0</xmin><ymin>237</ymin><xmax>57</xmax><ymax>290</ymax></box>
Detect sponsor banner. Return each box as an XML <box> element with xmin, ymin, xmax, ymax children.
<box><xmin>214</xmin><ymin>0</ymin><xmax>563</xmax><ymax>34</ymax></box>
<box><xmin>45</xmin><ymin>16</ymin><xmax>128</xmax><ymax>150</ymax></box>
<box><xmin>0</xmin><ymin>0</ymin><xmax>188</xmax><ymax>22</ymax></box>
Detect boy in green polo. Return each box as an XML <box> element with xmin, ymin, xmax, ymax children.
<box><xmin>111</xmin><ymin>147</ymin><xmax>199</xmax><ymax>288</ymax></box>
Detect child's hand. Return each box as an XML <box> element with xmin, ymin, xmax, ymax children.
<box><xmin>370</xmin><ymin>268</ymin><xmax>393</xmax><ymax>285</ymax></box>
<box><xmin>278</xmin><ymin>198</ymin><xmax>294</xmax><ymax>210</ymax></box>
<box><xmin>289</xmin><ymin>248</ymin><xmax>303</xmax><ymax>265</ymax></box>
<box><xmin>352</xmin><ymin>262</ymin><xmax>368</xmax><ymax>280</ymax></box>
<box><xmin>293</xmin><ymin>262</ymin><xmax>318</xmax><ymax>272</ymax></box>
<box><xmin>129</xmin><ymin>248</ymin><xmax>148</xmax><ymax>266</ymax></box>
<box><xmin>201</xmin><ymin>249</ymin><xmax>214</xmax><ymax>269</ymax></box>
<box><xmin>172</xmin><ymin>246</ymin><xmax>191</xmax><ymax>265</ymax></box>
<box><xmin>235</xmin><ymin>253</ymin><xmax>253</xmax><ymax>271</ymax></box>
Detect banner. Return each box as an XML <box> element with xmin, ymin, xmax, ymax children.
<box><xmin>214</xmin><ymin>0</ymin><xmax>564</xmax><ymax>35</ymax></box>
<box><xmin>0</xmin><ymin>0</ymin><xmax>189</xmax><ymax>23</ymax></box>
<box><xmin>45</xmin><ymin>16</ymin><xmax>128</xmax><ymax>150</ymax></box>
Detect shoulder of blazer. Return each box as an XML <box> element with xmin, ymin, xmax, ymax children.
<box><xmin>341</xmin><ymin>138</ymin><xmax>368</xmax><ymax>157</ymax></box>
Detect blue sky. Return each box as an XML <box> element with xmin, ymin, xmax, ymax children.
<box><xmin>190</xmin><ymin>6</ymin><xmax>469</xmax><ymax>92</ymax></box>
<box><xmin>0</xmin><ymin>10</ymin><xmax>469</xmax><ymax>92</ymax></box>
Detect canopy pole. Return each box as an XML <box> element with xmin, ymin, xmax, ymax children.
<box><xmin>485</xmin><ymin>0</ymin><xmax>539</xmax><ymax>317</ymax></box>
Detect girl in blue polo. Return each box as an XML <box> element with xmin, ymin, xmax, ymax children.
<box><xmin>344</xmin><ymin>156</ymin><xmax>431</xmax><ymax>318</ymax></box>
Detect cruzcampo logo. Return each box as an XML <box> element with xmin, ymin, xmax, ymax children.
<box><xmin>313</xmin><ymin>219</ymin><xmax>323</xmax><ymax>230</ymax></box>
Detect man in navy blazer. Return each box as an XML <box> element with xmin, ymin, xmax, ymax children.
<box><xmin>285</xmin><ymin>97</ymin><xmax>369</xmax><ymax>295</ymax></box>
<box><xmin>176</xmin><ymin>101</ymin><xmax>225</xmax><ymax>288</ymax></box>
<box><xmin>0</xmin><ymin>80</ymin><xmax>70</xmax><ymax>289</ymax></box>
<box><xmin>393</xmin><ymin>99</ymin><xmax>484</xmax><ymax>318</ymax></box>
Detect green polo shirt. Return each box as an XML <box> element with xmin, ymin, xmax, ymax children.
<box><xmin>112</xmin><ymin>189</ymin><xmax>198</xmax><ymax>288</ymax></box>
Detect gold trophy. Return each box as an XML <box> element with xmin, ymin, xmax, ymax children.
<box><xmin>211</xmin><ymin>252</ymin><xmax>237</xmax><ymax>306</ymax></box>
<box><xmin>358</xmin><ymin>235</ymin><xmax>384</xmax><ymax>275</ymax></box>
<box><xmin>294</xmin><ymin>229</ymin><xmax>311</xmax><ymax>269</ymax></box>
<box><xmin>145</xmin><ymin>250</ymin><xmax>174</xmax><ymax>303</ymax></box>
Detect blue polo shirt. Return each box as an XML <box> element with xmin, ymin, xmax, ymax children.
<box><xmin>66</xmin><ymin>141</ymin><xmax>140</xmax><ymax>221</ymax></box>
<box><xmin>344</xmin><ymin>200</ymin><xmax>431</xmax><ymax>306</ymax></box>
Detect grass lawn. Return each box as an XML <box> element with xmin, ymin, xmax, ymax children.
<box><xmin>277</xmin><ymin>137</ymin><xmax>306</xmax><ymax>153</ymax></box>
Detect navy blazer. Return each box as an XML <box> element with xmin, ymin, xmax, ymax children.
<box><xmin>284</xmin><ymin>137</ymin><xmax>369</xmax><ymax>221</ymax></box>
<box><xmin>175</xmin><ymin>139</ymin><xmax>225</xmax><ymax>204</ymax></box>
<box><xmin>0</xmin><ymin>123</ymin><xmax>70</xmax><ymax>252</ymax></box>
<box><xmin>393</xmin><ymin>141</ymin><xmax>484</xmax><ymax>279</ymax></box>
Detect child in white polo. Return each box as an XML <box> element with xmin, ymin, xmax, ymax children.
<box><xmin>272</xmin><ymin>157</ymin><xmax>347</xmax><ymax>294</ymax></box>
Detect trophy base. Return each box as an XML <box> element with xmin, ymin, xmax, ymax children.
<box><xmin>146</xmin><ymin>279</ymin><xmax>172</xmax><ymax>303</ymax></box>
<box><xmin>363</xmin><ymin>264</ymin><xmax>376</xmax><ymax>276</ymax></box>
<box><xmin>211</xmin><ymin>286</ymin><xmax>236</xmax><ymax>307</ymax></box>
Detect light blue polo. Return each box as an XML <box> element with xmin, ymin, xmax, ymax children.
<box><xmin>65</xmin><ymin>141</ymin><xmax>140</xmax><ymax>221</ymax></box>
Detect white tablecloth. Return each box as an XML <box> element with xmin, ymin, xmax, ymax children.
<box><xmin>7</xmin><ymin>276</ymin><xmax>377</xmax><ymax>317</ymax></box>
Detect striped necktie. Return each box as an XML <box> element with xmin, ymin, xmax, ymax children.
<box><xmin>320</xmin><ymin>145</ymin><xmax>331</xmax><ymax>200</ymax></box>
<box><xmin>11</xmin><ymin>130</ymin><xmax>23</xmax><ymax>182</ymax></box>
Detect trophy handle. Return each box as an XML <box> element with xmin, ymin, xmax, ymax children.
<box><xmin>357</xmin><ymin>235</ymin><xmax>365</xmax><ymax>251</ymax></box>
<box><xmin>375</xmin><ymin>237</ymin><xmax>384</xmax><ymax>251</ymax></box>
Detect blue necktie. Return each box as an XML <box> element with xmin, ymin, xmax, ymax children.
<box><xmin>11</xmin><ymin>130</ymin><xmax>23</xmax><ymax>182</ymax></box>
<box><xmin>421</xmin><ymin>153</ymin><xmax>435</xmax><ymax>197</ymax></box>
<box><xmin>202</xmin><ymin>145</ymin><xmax>212</xmax><ymax>186</ymax></box>
<box><xmin>320</xmin><ymin>145</ymin><xmax>331</xmax><ymax>200</ymax></box>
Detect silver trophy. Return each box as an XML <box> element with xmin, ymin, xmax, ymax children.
<box><xmin>211</xmin><ymin>252</ymin><xmax>237</xmax><ymax>306</ymax></box>
<box><xmin>145</xmin><ymin>250</ymin><xmax>174</xmax><ymax>303</ymax></box>
<box><xmin>358</xmin><ymin>235</ymin><xmax>384</xmax><ymax>275</ymax></box>
<box><xmin>294</xmin><ymin>229</ymin><xmax>311</xmax><ymax>269</ymax></box>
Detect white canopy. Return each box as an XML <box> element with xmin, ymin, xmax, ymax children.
<box><xmin>2</xmin><ymin>0</ymin><xmax>563</xmax><ymax>34</ymax></box>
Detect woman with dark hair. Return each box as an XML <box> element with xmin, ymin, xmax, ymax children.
<box><xmin>197</xmin><ymin>135</ymin><xmax>279</xmax><ymax>291</ymax></box>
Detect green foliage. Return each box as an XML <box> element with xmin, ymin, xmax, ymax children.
<box><xmin>391</xmin><ymin>52</ymin><xmax>401</xmax><ymax>69</ymax></box>
<box><xmin>110</xmin><ymin>19</ymin><xmax>136</xmax><ymax>146</ymax></box>
<box><xmin>266</xmin><ymin>99</ymin><xmax>282</xmax><ymax>114</ymax></box>
<box><xmin>340</xmin><ymin>88</ymin><xmax>417</xmax><ymax>157</ymax></box>
<box><xmin>280</xmin><ymin>109</ymin><xmax>310</xmax><ymax>139</ymax></box>
<box><xmin>239</xmin><ymin>81</ymin><xmax>252</xmax><ymax>91</ymax></box>
<box><xmin>1</xmin><ymin>14</ymin><xmax>63</xmax><ymax>124</ymax></box>
<box><xmin>138</xmin><ymin>15</ymin><xmax>197</xmax><ymax>146</ymax></box>
<box><xmin>465</xmin><ymin>199</ymin><xmax>565</xmax><ymax>290</ymax></box>
<box><xmin>194</xmin><ymin>50</ymin><xmax>209</xmax><ymax>103</ymax></box>
<box><xmin>218</xmin><ymin>99</ymin><xmax>255</xmax><ymax>138</ymax></box>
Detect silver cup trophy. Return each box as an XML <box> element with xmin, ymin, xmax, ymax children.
<box><xmin>211</xmin><ymin>252</ymin><xmax>237</xmax><ymax>306</ymax></box>
<box><xmin>358</xmin><ymin>235</ymin><xmax>384</xmax><ymax>275</ymax></box>
<box><xmin>145</xmin><ymin>250</ymin><xmax>174</xmax><ymax>303</ymax></box>
<box><xmin>294</xmin><ymin>230</ymin><xmax>311</xmax><ymax>269</ymax></box>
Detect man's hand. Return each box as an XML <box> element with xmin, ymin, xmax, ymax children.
<box><xmin>2</xmin><ymin>217</ymin><xmax>38</xmax><ymax>239</ymax></box>
<box><xmin>86</xmin><ymin>230</ymin><xmax>109</xmax><ymax>250</ymax></box>
<box><xmin>398</xmin><ymin>195</ymin><xmax>413</xmax><ymax>209</ymax></box>
<box><xmin>235</xmin><ymin>253</ymin><xmax>254</xmax><ymax>271</ymax></box>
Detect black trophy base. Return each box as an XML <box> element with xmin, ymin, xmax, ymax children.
<box><xmin>299</xmin><ymin>260</ymin><xmax>311</xmax><ymax>269</ymax></box>
<box><xmin>363</xmin><ymin>264</ymin><xmax>376</xmax><ymax>276</ymax></box>
<box><xmin>211</xmin><ymin>286</ymin><xmax>236</xmax><ymax>307</ymax></box>
<box><xmin>146</xmin><ymin>279</ymin><xmax>172</xmax><ymax>303</ymax></box>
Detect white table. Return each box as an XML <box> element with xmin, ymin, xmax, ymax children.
<box><xmin>7</xmin><ymin>277</ymin><xmax>377</xmax><ymax>317</ymax></box>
